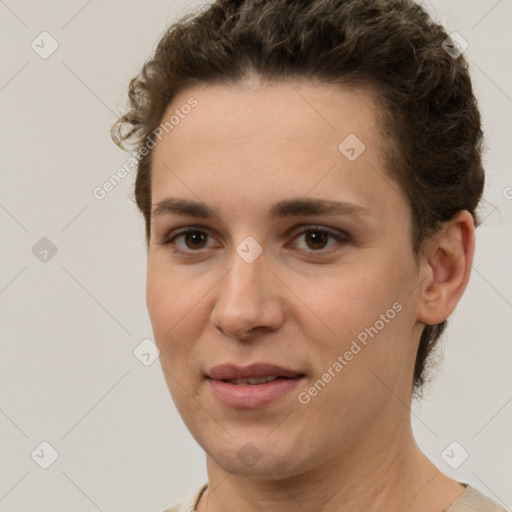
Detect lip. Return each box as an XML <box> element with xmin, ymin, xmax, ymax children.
<box><xmin>206</xmin><ymin>363</ymin><xmax>306</xmax><ymax>409</ymax></box>
<box><xmin>206</xmin><ymin>363</ymin><xmax>304</xmax><ymax>380</ymax></box>
<box><xmin>208</xmin><ymin>378</ymin><xmax>305</xmax><ymax>408</ymax></box>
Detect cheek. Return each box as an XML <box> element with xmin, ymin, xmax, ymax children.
<box><xmin>297</xmin><ymin>287</ymin><xmax>412</xmax><ymax>434</ymax></box>
<box><xmin>146</xmin><ymin>266</ymin><xmax>175</xmax><ymax>339</ymax></box>
<box><xmin>303</xmin><ymin>264</ymin><xmax>402</xmax><ymax>336</ymax></box>
<box><xmin>301</xmin><ymin>258</ymin><xmax>415</xmax><ymax>382</ymax></box>
<box><xmin>146</xmin><ymin>266</ymin><xmax>205</xmax><ymax>409</ymax></box>
<box><xmin>147</xmin><ymin>257</ymin><xmax>197</xmax><ymax>327</ymax></box>
<box><xmin>146</xmin><ymin>263</ymin><xmax>198</xmax><ymax>353</ymax></box>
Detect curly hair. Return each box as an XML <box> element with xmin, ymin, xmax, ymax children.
<box><xmin>111</xmin><ymin>0</ymin><xmax>485</xmax><ymax>393</ymax></box>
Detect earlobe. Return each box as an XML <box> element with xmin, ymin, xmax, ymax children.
<box><xmin>416</xmin><ymin>211</ymin><xmax>475</xmax><ymax>326</ymax></box>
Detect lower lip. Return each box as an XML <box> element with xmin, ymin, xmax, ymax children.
<box><xmin>207</xmin><ymin>377</ymin><xmax>305</xmax><ymax>409</ymax></box>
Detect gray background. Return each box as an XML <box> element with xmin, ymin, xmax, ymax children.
<box><xmin>0</xmin><ymin>1</ymin><xmax>510</xmax><ymax>510</ymax></box>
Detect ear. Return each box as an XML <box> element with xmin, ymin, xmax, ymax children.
<box><xmin>416</xmin><ymin>210</ymin><xmax>476</xmax><ymax>326</ymax></box>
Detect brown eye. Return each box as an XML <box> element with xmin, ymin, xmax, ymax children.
<box><xmin>183</xmin><ymin>231</ymin><xmax>208</xmax><ymax>249</ymax></box>
<box><xmin>161</xmin><ymin>228</ymin><xmax>216</xmax><ymax>252</ymax></box>
<box><xmin>291</xmin><ymin>226</ymin><xmax>348</xmax><ymax>252</ymax></box>
<box><xmin>304</xmin><ymin>230</ymin><xmax>330</xmax><ymax>250</ymax></box>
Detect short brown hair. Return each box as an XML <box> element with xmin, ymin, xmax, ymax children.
<box><xmin>111</xmin><ymin>0</ymin><xmax>485</xmax><ymax>392</ymax></box>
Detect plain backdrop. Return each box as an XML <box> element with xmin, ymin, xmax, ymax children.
<box><xmin>1</xmin><ymin>1</ymin><xmax>511</xmax><ymax>511</ymax></box>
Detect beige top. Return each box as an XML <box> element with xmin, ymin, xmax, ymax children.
<box><xmin>161</xmin><ymin>483</ymin><xmax>508</xmax><ymax>512</ymax></box>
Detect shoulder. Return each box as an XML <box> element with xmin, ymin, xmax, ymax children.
<box><xmin>160</xmin><ymin>484</ymin><xmax>207</xmax><ymax>512</ymax></box>
<box><xmin>445</xmin><ymin>485</ymin><xmax>508</xmax><ymax>512</ymax></box>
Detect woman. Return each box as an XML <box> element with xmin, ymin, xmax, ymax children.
<box><xmin>111</xmin><ymin>0</ymin><xmax>506</xmax><ymax>510</ymax></box>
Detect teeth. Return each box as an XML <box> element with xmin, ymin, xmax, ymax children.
<box><xmin>228</xmin><ymin>376</ymin><xmax>279</xmax><ymax>385</ymax></box>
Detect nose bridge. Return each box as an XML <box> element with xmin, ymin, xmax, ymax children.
<box><xmin>210</xmin><ymin>240</ymin><xmax>282</xmax><ymax>337</ymax></box>
<box><xmin>221</xmin><ymin>244</ymin><xmax>267</xmax><ymax>309</ymax></box>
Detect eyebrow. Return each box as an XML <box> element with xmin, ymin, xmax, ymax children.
<box><xmin>151</xmin><ymin>197</ymin><xmax>372</xmax><ymax>220</ymax></box>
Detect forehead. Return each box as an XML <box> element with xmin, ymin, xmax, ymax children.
<box><xmin>155</xmin><ymin>79</ymin><xmax>380</xmax><ymax>150</ymax></box>
<box><xmin>149</xmin><ymin>80</ymin><xmax>405</xmax><ymax>219</ymax></box>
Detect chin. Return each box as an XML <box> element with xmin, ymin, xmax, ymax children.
<box><xmin>210</xmin><ymin>449</ymin><xmax>304</xmax><ymax>479</ymax></box>
<box><xmin>201</xmin><ymin>431</ymin><xmax>311</xmax><ymax>479</ymax></box>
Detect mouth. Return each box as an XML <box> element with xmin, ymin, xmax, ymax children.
<box><xmin>206</xmin><ymin>362</ymin><xmax>305</xmax><ymax>381</ymax></box>
<box><xmin>205</xmin><ymin>363</ymin><xmax>306</xmax><ymax>408</ymax></box>
<box><xmin>219</xmin><ymin>375</ymin><xmax>303</xmax><ymax>385</ymax></box>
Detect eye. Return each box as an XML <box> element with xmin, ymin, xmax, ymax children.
<box><xmin>160</xmin><ymin>227</ymin><xmax>217</xmax><ymax>252</ymax></box>
<box><xmin>289</xmin><ymin>226</ymin><xmax>349</xmax><ymax>252</ymax></box>
<box><xmin>159</xmin><ymin>225</ymin><xmax>349</xmax><ymax>255</ymax></box>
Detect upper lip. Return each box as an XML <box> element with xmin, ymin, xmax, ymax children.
<box><xmin>206</xmin><ymin>363</ymin><xmax>305</xmax><ymax>380</ymax></box>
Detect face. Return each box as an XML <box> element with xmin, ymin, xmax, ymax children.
<box><xmin>147</xmin><ymin>79</ymin><xmax>426</xmax><ymax>478</ymax></box>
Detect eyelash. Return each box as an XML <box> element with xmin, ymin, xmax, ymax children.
<box><xmin>158</xmin><ymin>225</ymin><xmax>350</xmax><ymax>256</ymax></box>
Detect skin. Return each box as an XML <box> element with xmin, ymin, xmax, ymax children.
<box><xmin>146</xmin><ymin>77</ymin><xmax>475</xmax><ymax>512</ymax></box>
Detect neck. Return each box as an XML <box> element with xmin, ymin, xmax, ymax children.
<box><xmin>196</xmin><ymin>412</ymin><xmax>463</xmax><ymax>512</ymax></box>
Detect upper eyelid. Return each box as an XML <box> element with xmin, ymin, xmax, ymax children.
<box><xmin>164</xmin><ymin>224</ymin><xmax>348</xmax><ymax>248</ymax></box>
<box><xmin>166</xmin><ymin>225</ymin><xmax>221</xmax><ymax>242</ymax></box>
<box><xmin>167</xmin><ymin>224</ymin><xmax>345</xmax><ymax>238</ymax></box>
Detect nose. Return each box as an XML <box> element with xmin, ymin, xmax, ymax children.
<box><xmin>209</xmin><ymin>248</ymin><xmax>284</xmax><ymax>340</ymax></box>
